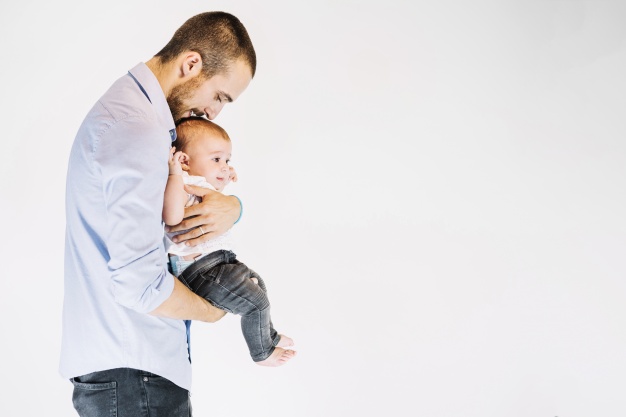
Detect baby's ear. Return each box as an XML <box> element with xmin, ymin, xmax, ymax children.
<box><xmin>180</xmin><ymin>153</ymin><xmax>190</xmax><ymax>171</ymax></box>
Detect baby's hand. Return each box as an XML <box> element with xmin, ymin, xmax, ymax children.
<box><xmin>168</xmin><ymin>147</ymin><xmax>187</xmax><ymax>175</ymax></box>
<box><xmin>229</xmin><ymin>166</ymin><xmax>238</xmax><ymax>183</ymax></box>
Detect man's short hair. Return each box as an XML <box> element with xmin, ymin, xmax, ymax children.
<box><xmin>156</xmin><ymin>11</ymin><xmax>256</xmax><ymax>79</ymax></box>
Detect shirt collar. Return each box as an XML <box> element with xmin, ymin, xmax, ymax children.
<box><xmin>128</xmin><ymin>62</ymin><xmax>177</xmax><ymax>142</ymax></box>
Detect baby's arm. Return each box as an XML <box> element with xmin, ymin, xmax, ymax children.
<box><xmin>163</xmin><ymin>148</ymin><xmax>189</xmax><ymax>226</ymax></box>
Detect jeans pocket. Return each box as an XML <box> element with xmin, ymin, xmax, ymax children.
<box><xmin>210</xmin><ymin>263</ymin><xmax>226</xmax><ymax>284</ymax></box>
<box><xmin>188</xmin><ymin>264</ymin><xmax>224</xmax><ymax>298</ymax></box>
<box><xmin>141</xmin><ymin>374</ymin><xmax>191</xmax><ymax>416</ymax></box>
<box><xmin>71</xmin><ymin>378</ymin><xmax>117</xmax><ymax>417</ymax></box>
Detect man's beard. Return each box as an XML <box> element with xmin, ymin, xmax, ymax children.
<box><xmin>167</xmin><ymin>75</ymin><xmax>205</xmax><ymax>123</ymax></box>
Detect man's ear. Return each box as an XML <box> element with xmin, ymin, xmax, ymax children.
<box><xmin>180</xmin><ymin>51</ymin><xmax>203</xmax><ymax>78</ymax></box>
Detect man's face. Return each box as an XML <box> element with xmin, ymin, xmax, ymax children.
<box><xmin>168</xmin><ymin>58</ymin><xmax>252</xmax><ymax>122</ymax></box>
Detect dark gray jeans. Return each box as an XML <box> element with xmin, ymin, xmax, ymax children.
<box><xmin>70</xmin><ymin>368</ymin><xmax>191</xmax><ymax>417</ymax></box>
<box><xmin>178</xmin><ymin>250</ymin><xmax>280</xmax><ymax>362</ymax></box>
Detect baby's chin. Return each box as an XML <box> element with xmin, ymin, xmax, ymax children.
<box><xmin>211</xmin><ymin>177</ymin><xmax>229</xmax><ymax>192</ymax></box>
<box><xmin>209</xmin><ymin>181</ymin><xmax>226</xmax><ymax>192</ymax></box>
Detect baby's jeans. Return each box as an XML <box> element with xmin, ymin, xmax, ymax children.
<box><xmin>177</xmin><ymin>250</ymin><xmax>280</xmax><ymax>362</ymax></box>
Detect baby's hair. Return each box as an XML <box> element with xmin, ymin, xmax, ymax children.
<box><xmin>173</xmin><ymin>116</ymin><xmax>231</xmax><ymax>152</ymax></box>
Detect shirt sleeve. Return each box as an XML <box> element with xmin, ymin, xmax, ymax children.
<box><xmin>94</xmin><ymin>116</ymin><xmax>174</xmax><ymax>313</ymax></box>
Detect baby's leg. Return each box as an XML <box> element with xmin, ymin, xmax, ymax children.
<box><xmin>247</xmin><ymin>270</ymin><xmax>280</xmax><ymax>344</ymax></box>
<box><xmin>245</xmin><ymin>271</ymin><xmax>295</xmax><ymax>365</ymax></box>
<box><xmin>206</xmin><ymin>261</ymin><xmax>296</xmax><ymax>365</ymax></box>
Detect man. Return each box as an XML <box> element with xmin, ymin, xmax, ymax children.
<box><xmin>60</xmin><ymin>12</ymin><xmax>255</xmax><ymax>416</ymax></box>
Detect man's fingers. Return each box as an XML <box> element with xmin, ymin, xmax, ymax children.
<box><xmin>185</xmin><ymin>232</ymin><xmax>217</xmax><ymax>247</ymax></box>
<box><xmin>165</xmin><ymin>191</ymin><xmax>236</xmax><ymax>239</ymax></box>
<box><xmin>167</xmin><ymin>214</ymin><xmax>213</xmax><ymax>233</ymax></box>
<box><xmin>173</xmin><ymin>229</ymin><xmax>217</xmax><ymax>246</ymax></box>
<box><xmin>169</xmin><ymin>225</ymin><xmax>205</xmax><ymax>242</ymax></box>
<box><xmin>184</xmin><ymin>184</ymin><xmax>215</xmax><ymax>198</ymax></box>
<box><xmin>183</xmin><ymin>197</ymin><xmax>219</xmax><ymax>217</ymax></box>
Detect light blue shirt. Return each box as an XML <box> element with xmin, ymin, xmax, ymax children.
<box><xmin>60</xmin><ymin>63</ymin><xmax>192</xmax><ymax>390</ymax></box>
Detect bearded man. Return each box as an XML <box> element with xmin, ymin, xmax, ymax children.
<box><xmin>60</xmin><ymin>12</ymin><xmax>256</xmax><ymax>416</ymax></box>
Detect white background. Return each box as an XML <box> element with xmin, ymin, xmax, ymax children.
<box><xmin>1</xmin><ymin>1</ymin><xmax>625</xmax><ymax>416</ymax></box>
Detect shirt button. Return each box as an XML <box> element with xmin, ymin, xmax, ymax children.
<box><xmin>143</xmin><ymin>377</ymin><xmax>148</xmax><ymax>382</ymax></box>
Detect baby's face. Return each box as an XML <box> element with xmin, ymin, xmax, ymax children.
<box><xmin>185</xmin><ymin>134</ymin><xmax>232</xmax><ymax>192</ymax></box>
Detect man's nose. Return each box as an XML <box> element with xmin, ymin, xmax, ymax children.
<box><xmin>204</xmin><ymin>102</ymin><xmax>225</xmax><ymax>120</ymax></box>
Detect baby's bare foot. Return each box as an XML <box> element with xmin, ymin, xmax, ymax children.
<box><xmin>276</xmin><ymin>334</ymin><xmax>294</xmax><ymax>348</ymax></box>
<box><xmin>256</xmin><ymin>347</ymin><xmax>297</xmax><ymax>367</ymax></box>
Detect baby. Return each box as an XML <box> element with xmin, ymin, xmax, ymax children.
<box><xmin>163</xmin><ymin>117</ymin><xmax>296</xmax><ymax>367</ymax></box>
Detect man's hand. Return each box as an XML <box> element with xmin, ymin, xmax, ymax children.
<box><xmin>166</xmin><ymin>184</ymin><xmax>241</xmax><ymax>246</ymax></box>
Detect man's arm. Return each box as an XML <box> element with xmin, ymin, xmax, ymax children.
<box><xmin>150</xmin><ymin>277</ymin><xmax>226</xmax><ymax>322</ymax></box>
<box><xmin>166</xmin><ymin>184</ymin><xmax>241</xmax><ymax>246</ymax></box>
<box><xmin>96</xmin><ymin>120</ymin><xmax>226</xmax><ymax>320</ymax></box>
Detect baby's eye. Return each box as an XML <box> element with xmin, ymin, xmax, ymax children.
<box><xmin>213</xmin><ymin>157</ymin><xmax>221</xmax><ymax>162</ymax></box>
<box><xmin>216</xmin><ymin>95</ymin><xmax>222</xmax><ymax>103</ymax></box>
<box><xmin>225</xmin><ymin>159</ymin><xmax>230</xmax><ymax>165</ymax></box>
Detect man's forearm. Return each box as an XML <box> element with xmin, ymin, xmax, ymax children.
<box><xmin>149</xmin><ymin>276</ymin><xmax>226</xmax><ymax>322</ymax></box>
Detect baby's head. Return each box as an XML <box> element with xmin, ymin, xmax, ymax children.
<box><xmin>173</xmin><ymin>117</ymin><xmax>232</xmax><ymax>192</ymax></box>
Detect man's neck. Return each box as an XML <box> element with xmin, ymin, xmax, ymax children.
<box><xmin>146</xmin><ymin>57</ymin><xmax>175</xmax><ymax>97</ymax></box>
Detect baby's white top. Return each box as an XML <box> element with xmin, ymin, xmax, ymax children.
<box><xmin>164</xmin><ymin>173</ymin><xmax>233</xmax><ymax>257</ymax></box>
